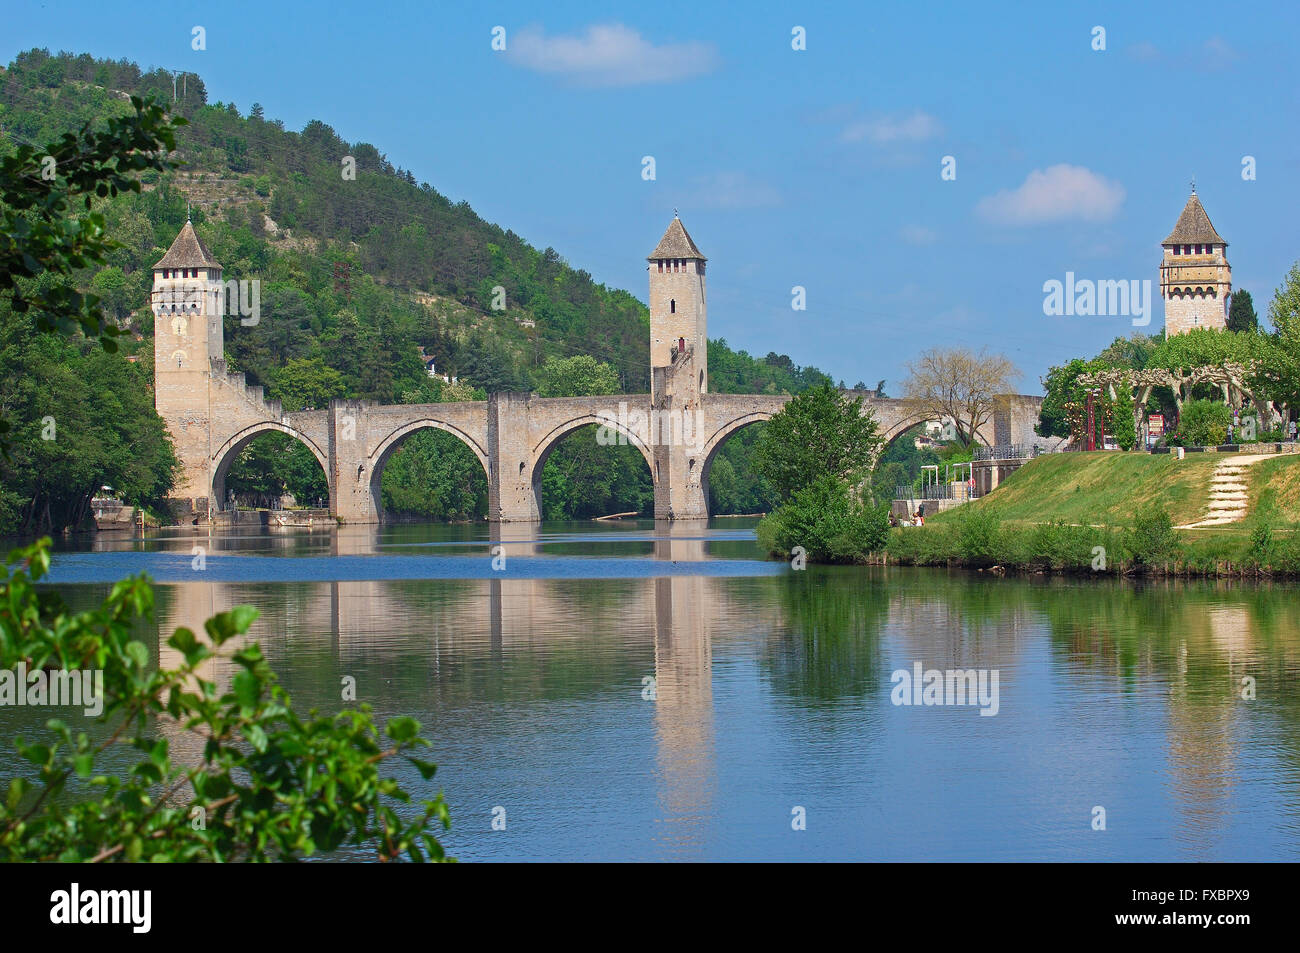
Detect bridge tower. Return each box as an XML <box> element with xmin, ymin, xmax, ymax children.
<box><xmin>1160</xmin><ymin>189</ymin><xmax>1231</xmax><ymax>336</ymax></box>
<box><xmin>648</xmin><ymin>215</ymin><xmax>710</xmax><ymax>519</ymax></box>
<box><xmin>152</xmin><ymin>219</ymin><xmax>224</xmax><ymax>511</ymax></box>
<box><xmin>648</xmin><ymin>215</ymin><xmax>708</xmax><ymax>403</ymax></box>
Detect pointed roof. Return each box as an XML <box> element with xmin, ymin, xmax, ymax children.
<box><xmin>153</xmin><ymin>220</ymin><xmax>221</xmax><ymax>270</ymax></box>
<box><xmin>1162</xmin><ymin>193</ymin><xmax>1225</xmax><ymax>246</ymax></box>
<box><xmin>648</xmin><ymin>216</ymin><xmax>706</xmax><ymax>261</ymax></box>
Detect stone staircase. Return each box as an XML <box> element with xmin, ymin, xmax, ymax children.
<box><xmin>1177</xmin><ymin>454</ymin><xmax>1269</xmax><ymax>529</ymax></box>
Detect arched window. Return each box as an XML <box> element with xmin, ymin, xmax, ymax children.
<box><xmin>670</xmin><ymin>299</ymin><xmax>676</xmax><ymax>314</ymax></box>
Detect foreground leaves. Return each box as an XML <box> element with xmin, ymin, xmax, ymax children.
<box><xmin>0</xmin><ymin>539</ymin><xmax>452</xmax><ymax>862</ymax></box>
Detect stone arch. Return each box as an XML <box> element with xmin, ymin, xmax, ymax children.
<box><xmin>879</xmin><ymin>415</ymin><xmax>932</xmax><ymax>451</ymax></box>
<box><xmin>698</xmin><ymin>411</ymin><xmax>775</xmax><ymax>509</ymax></box>
<box><xmin>367</xmin><ymin>419</ymin><xmax>491</xmax><ymax>522</ymax></box>
<box><xmin>211</xmin><ymin>422</ymin><xmax>331</xmax><ymax>511</ymax></box>
<box><xmin>530</xmin><ymin>413</ymin><xmax>656</xmax><ymax>515</ymax></box>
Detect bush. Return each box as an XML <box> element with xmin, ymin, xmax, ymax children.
<box><xmin>1249</xmin><ymin>500</ymin><xmax>1278</xmax><ymax>567</ymax></box>
<box><xmin>954</xmin><ymin>505</ymin><xmax>1002</xmax><ymax>567</ymax></box>
<box><xmin>1127</xmin><ymin>504</ymin><xmax>1179</xmax><ymax>568</ymax></box>
<box><xmin>757</xmin><ymin>476</ymin><xmax>889</xmax><ymax>563</ymax></box>
<box><xmin>1175</xmin><ymin>399</ymin><xmax>1231</xmax><ymax>447</ymax></box>
<box><xmin>1025</xmin><ymin>521</ymin><xmax>1102</xmax><ymax>570</ymax></box>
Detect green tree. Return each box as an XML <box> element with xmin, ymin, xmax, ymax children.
<box><xmin>0</xmin><ymin>305</ymin><xmax>178</xmax><ymax>533</ymax></box>
<box><xmin>0</xmin><ymin>95</ymin><xmax>182</xmax><ymax>350</ymax></box>
<box><xmin>1173</xmin><ymin>399</ymin><xmax>1231</xmax><ymax>446</ymax></box>
<box><xmin>1227</xmin><ymin>289</ymin><xmax>1258</xmax><ymax>332</ymax></box>
<box><xmin>534</xmin><ymin>354</ymin><xmax>621</xmax><ymax>397</ymax></box>
<box><xmin>268</xmin><ymin>357</ymin><xmax>347</xmax><ymax>411</ymax></box>
<box><xmin>754</xmin><ymin>383</ymin><xmax>882</xmax><ymax>503</ymax></box>
<box><xmin>756</xmin><ymin>475</ymin><xmax>890</xmax><ymax>563</ymax></box>
<box><xmin>1111</xmin><ymin>386</ymin><xmax>1137</xmax><ymax>450</ymax></box>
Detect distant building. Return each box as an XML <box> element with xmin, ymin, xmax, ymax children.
<box><xmin>1159</xmin><ymin>190</ymin><xmax>1231</xmax><ymax>335</ymax></box>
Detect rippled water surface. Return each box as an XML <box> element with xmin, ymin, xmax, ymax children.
<box><xmin>9</xmin><ymin>519</ymin><xmax>1300</xmax><ymax>861</ymax></box>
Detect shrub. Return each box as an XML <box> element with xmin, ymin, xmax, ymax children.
<box><xmin>1127</xmin><ymin>504</ymin><xmax>1179</xmax><ymax>569</ymax></box>
<box><xmin>954</xmin><ymin>505</ymin><xmax>1001</xmax><ymax>567</ymax></box>
<box><xmin>758</xmin><ymin>476</ymin><xmax>889</xmax><ymax>563</ymax></box>
<box><xmin>1026</xmin><ymin>521</ymin><xmax>1101</xmax><ymax>570</ymax></box>
<box><xmin>0</xmin><ymin>540</ymin><xmax>453</xmax><ymax>862</ymax></box>
<box><xmin>1249</xmin><ymin>500</ymin><xmax>1278</xmax><ymax>567</ymax></box>
<box><xmin>1175</xmin><ymin>399</ymin><xmax>1231</xmax><ymax>447</ymax></box>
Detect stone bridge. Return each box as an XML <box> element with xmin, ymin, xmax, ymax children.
<box><xmin>152</xmin><ymin>215</ymin><xmax>1040</xmax><ymax>523</ymax></box>
<box><xmin>190</xmin><ymin>372</ymin><xmax>1037</xmax><ymax>523</ymax></box>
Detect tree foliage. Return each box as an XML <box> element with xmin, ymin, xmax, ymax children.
<box><xmin>1227</xmin><ymin>289</ymin><xmax>1258</xmax><ymax>333</ymax></box>
<box><xmin>756</xmin><ymin>475</ymin><xmax>890</xmax><ymax>563</ymax></box>
<box><xmin>0</xmin><ymin>303</ymin><xmax>177</xmax><ymax>532</ymax></box>
<box><xmin>1171</xmin><ymin>399</ymin><xmax>1231</xmax><ymax>447</ymax></box>
<box><xmin>754</xmin><ymin>383</ymin><xmax>882</xmax><ymax>503</ymax></box>
<box><xmin>0</xmin><ymin>541</ymin><xmax>452</xmax><ymax>861</ymax></box>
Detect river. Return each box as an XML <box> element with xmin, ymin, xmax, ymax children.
<box><xmin>8</xmin><ymin>519</ymin><xmax>1300</xmax><ymax>861</ymax></box>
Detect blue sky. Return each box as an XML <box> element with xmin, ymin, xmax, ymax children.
<box><xmin>6</xmin><ymin>0</ymin><xmax>1299</xmax><ymax>393</ymax></box>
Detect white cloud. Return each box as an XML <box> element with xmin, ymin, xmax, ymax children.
<box><xmin>681</xmin><ymin>172</ymin><xmax>781</xmax><ymax>210</ymax></box>
<box><xmin>507</xmin><ymin>24</ymin><xmax>717</xmax><ymax>86</ymax></box>
<box><xmin>1125</xmin><ymin>36</ymin><xmax>1239</xmax><ymax>71</ymax></box>
<box><xmin>841</xmin><ymin>110</ymin><xmax>942</xmax><ymax>144</ymax></box>
<box><xmin>975</xmin><ymin>164</ymin><xmax>1125</xmax><ymax>225</ymax></box>
<box><xmin>1201</xmin><ymin>36</ymin><xmax>1240</xmax><ymax>70</ymax></box>
<box><xmin>1125</xmin><ymin>41</ymin><xmax>1161</xmax><ymax>62</ymax></box>
<box><xmin>900</xmin><ymin>225</ymin><xmax>938</xmax><ymax>245</ymax></box>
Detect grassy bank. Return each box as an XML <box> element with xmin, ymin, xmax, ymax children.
<box><xmin>933</xmin><ymin>452</ymin><xmax>1220</xmax><ymax>527</ymax></box>
<box><xmin>883</xmin><ymin>452</ymin><xmax>1300</xmax><ymax>576</ymax></box>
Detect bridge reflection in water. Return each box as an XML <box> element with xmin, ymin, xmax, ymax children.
<box><xmin>149</xmin><ymin>521</ymin><xmax>729</xmax><ymax>855</ymax></box>
<box><xmin>119</xmin><ymin>523</ymin><xmax>1300</xmax><ymax>861</ymax></box>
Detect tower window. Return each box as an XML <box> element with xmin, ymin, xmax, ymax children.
<box><xmin>670</xmin><ymin>299</ymin><xmax>676</xmax><ymax>314</ymax></box>
<box><xmin>1172</xmin><ymin>246</ymin><xmax>1179</xmax><ymax>255</ymax></box>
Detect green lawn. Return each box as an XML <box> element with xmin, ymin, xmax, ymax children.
<box><xmin>933</xmin><ymin>450</ymin><xmax>1300</xmax><ymax>530</ymax></box>
<box><xmin>932</xmin><ymin>452</ymin><xmax>1222</xmax><ymax>528</ymax></box>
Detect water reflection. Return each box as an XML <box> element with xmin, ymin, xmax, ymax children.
<box><xmin>10</xmin><ymin>522</ymin><xmax>1300</xmax><ymax>860</ymax></box>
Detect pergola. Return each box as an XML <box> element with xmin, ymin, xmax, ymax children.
<box><xmin>1076</xmin><ymin>361</ymin><xmax>1278</xmax><ymax>429</ymax></box>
